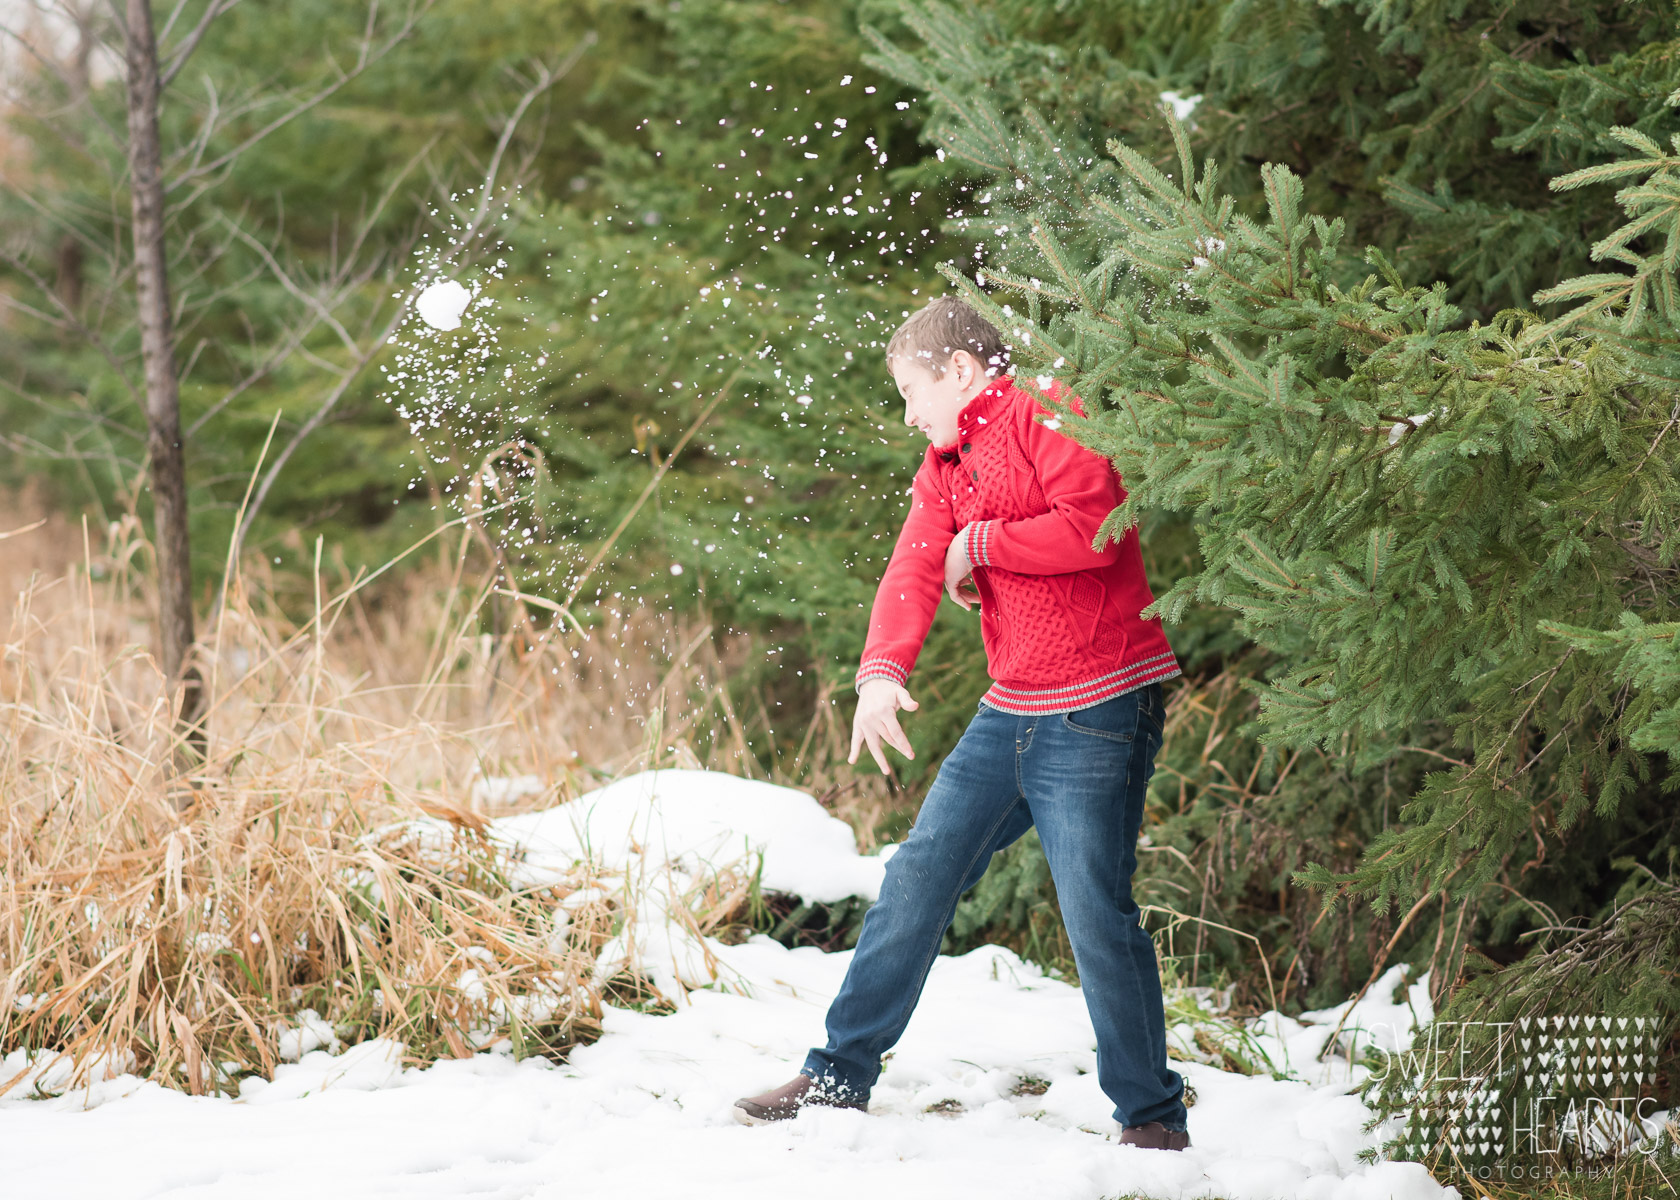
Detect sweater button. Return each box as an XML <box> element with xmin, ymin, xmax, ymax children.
<box><xmin>961</xmin><ymin>442</ymin><xmax>972</xmax><ymax>453</ymax></box>
<box><xmin>971</xmin><ymin>468</ymin><xmax>979</xmax><ymax>481</ymax></box>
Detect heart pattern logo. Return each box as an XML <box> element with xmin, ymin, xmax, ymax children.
<box><xmin>1516</xmin><ymin>1015</ymin><xmax>1656</xmax><ymax>1092</ymax></box>
<box><xmin>1393</xmin><ymin>1081</ymin><xmax>1506</xmax><ymax>1161</ymax></box>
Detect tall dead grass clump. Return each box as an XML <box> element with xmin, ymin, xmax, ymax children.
<box><xmin>0</xmin><ymin>512</ymin><xmax>629</xmax><ymax>1099</ymax></box>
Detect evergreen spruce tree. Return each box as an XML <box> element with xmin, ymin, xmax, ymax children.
<box><xmin>867</xmin><ymin>0</ymin><xmax>1679</xmax><ymax>1169</ymax></box>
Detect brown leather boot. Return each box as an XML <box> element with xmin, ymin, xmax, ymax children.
<box><xmin>1117</xmin><ymin>1121</ymin><xmax>1191</xmax><ymax>1151</ymax></box>
<box><xmin>733</xmin><ymin>1074</ymin><xmax>867</xmax><ymax>1125</ymax></box>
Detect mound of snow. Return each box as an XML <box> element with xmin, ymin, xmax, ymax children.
<box><xmin>494</xmin><ymin>767</ymin><xmax>887</xmax><ymax>905</ymax></box>
<box><xmin>484</xmin><ymin>769</ymin><xmax>889</xmax><ymax>1002</ymax></box>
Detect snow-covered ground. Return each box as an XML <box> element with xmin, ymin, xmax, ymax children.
<box><xmin>1</xmin><ymin>769</ymin><xmax>1461</xmax><ymax>1200</ymax></box>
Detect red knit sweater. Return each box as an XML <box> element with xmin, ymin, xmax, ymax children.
<box><xmin>855</xmin><ymin>374</ymin><xmax>1181</xmax><ymax>714</ymax></box>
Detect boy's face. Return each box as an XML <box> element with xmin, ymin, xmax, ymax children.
<box><xmin>890</xmin><ymin>350</ymin><xmax>983</xmax><ymax>448</ymax></box>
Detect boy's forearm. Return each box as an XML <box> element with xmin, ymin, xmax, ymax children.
<box><xmin>961</xmin><ymin>512</ymin><xmax>1122</xmax><ymax>576</ymax></box>
<box><xmin>854</xmin><ymin>466</ymin><xmax>952</xmax><ymax>691</ymax></box>
<box><xmin>856</xmin><ymin>553</ymin><xmax>943</xmax><ymax>689</ymax></box>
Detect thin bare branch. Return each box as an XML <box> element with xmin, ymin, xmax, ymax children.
<box><xmin>0</xmin><ymin>246</ymin><xmax>143</xmax><ymax>403</ymax></box>
<box><xmin>166</xmin><ymin>0</ymin><xmax>434</xmax><ymax>193</ymax></box>
<box><xmin>177</xmin><ymin>334</ymin><xmax>208</xmax><ymax>383</ymax></box>
<box><xmin>0</xmin><ymin>430</ymin><xmax>143</xmax><ymax>467</ymax></box>
<box><xmin>158</xmin><ymin>0</ymin><xmax>243</xmax><ymax>89</ymax></box>
<box><xmin>1</xmin><ymin>179</ymin><xmax>122</xmax><ymax>276</ymax></box>
<box><xmin>166</xmin><ymin>71</ymin><xmax>221</xmax><ymax>182</ymax></box>
<box><xmin>225</xmin><ymin>314</ymin><xmax>388</xmax><ymax>563</ymax></box>
<box><xmin>183</xmin><ymin>317</ymin><xmax>316</xmax><ymax>438</ymax></box>
<box><xmin>170</xmin><ymin>254</ymin><xmax>265</xmax><ymax>336</ymax></box>
<box><xmin>0</xmin><ymin>374</ymin><xmax>143</xmax><ymax>441</ymax></box>
<box><xmin>338</xmin><ymin>129</ymin><xmax>442</xmax><ymax>269</ymax></box>
<box><xmin>293</xmin><ymin>340</ymin><xmax>353</xmax><ymax>377</ymax></box>
<box><xmin>469</xmin><ymin>42</ymin><xmax>595</xmax><ymax>235</ymax></box>
<box><xmin>157</xmin><ymin>0</ymin><xmax>193</xmax><ymax>43</ymax></box>
<box><xmin>0</xmin><ymin>28</ymin><xmax>124</xmax><ymax>146</ymax></box>
<box><xmin>179</xmin><ymin>142</ymin><xmax>430</xmax><ymax>440</ymax></box>
<box><xmin>218</xmin><ymin>214</ymin><xmax>359</xmax><ymax>355</ymax></box>
<box><xmin>0</xmin><ymin>290</ymin><xmax>70</xmax><ymax>328</ymax></box>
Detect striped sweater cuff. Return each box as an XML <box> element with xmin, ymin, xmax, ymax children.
<box><xmin>963</xmin><ymin>519</ymin><xmax>996</xmax><ymax>568</ymax></box>
<box><xmin>855</xmin><ymin>657</ymin><xmax>910</xmax><ymax>693</ymax></box>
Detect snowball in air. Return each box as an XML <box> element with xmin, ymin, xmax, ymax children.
<box><xmin>416</xmin><ymin>279</ymin><xmax>472</xmax><ymax>331</ymax></box>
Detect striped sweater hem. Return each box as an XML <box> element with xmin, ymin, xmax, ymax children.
<box><xmin>978</xmin><ymin>653</ymin><xmax>1182</xmax><ymax>714</ymax></box>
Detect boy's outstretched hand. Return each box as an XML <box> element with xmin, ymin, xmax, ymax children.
<box><xmin>850</xmin><ymin>679</ymin><xmax>918</xmax><ymax>775</ymax></box>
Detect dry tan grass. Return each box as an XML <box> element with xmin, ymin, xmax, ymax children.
<box><xmin>0</xmin><ymin>491</ymin><xmax>892</xmax><ymax>1097</ymax></box>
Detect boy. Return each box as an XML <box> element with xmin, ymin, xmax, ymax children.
<box><xmin>733</xmin><ymin>297</ymin><xmax>1190</xmax><ymax>1151</ymax></box>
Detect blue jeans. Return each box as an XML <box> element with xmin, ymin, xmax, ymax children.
<box><xmin>802</xmin><ymin>680</ymin><xmax>1187</xmax><ymax>1132</ymax></box>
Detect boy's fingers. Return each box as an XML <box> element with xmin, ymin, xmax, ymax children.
<box><xmin>853</xmin><ymin>715</ymin><xmax>883</xmax><ymax>772</ymax></box>
<box><xmin>866</xmin><ymin>731</ymin><xmax>891</xmax><ymax>775</ymax></box>
<box><xmin>882</xmin><ymin>715</ymin><xmax>915</xmax><ymax>760</ymax></box>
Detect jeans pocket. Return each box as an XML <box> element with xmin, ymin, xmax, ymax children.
<box><xmin>1060</xmin><ymin>692</ymin><xmax>1141</xmax><ymax>743</ymax></box>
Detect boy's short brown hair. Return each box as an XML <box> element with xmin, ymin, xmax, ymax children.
<box><xmin>885</xmin><ymin>295</ymin><xmax>1009</xmax><ymax>378</ymax></box>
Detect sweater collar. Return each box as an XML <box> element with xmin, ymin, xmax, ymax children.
<box><xmin>933</xmin><ymin>374</ymin><xmax>1014</xmax><ymax>455</ymax></box>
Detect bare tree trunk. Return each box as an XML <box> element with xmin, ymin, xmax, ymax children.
<box><xmin>124</xmin><ymin>0</ymin><xmax>205</xmax><ymax>756</ymax></box>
